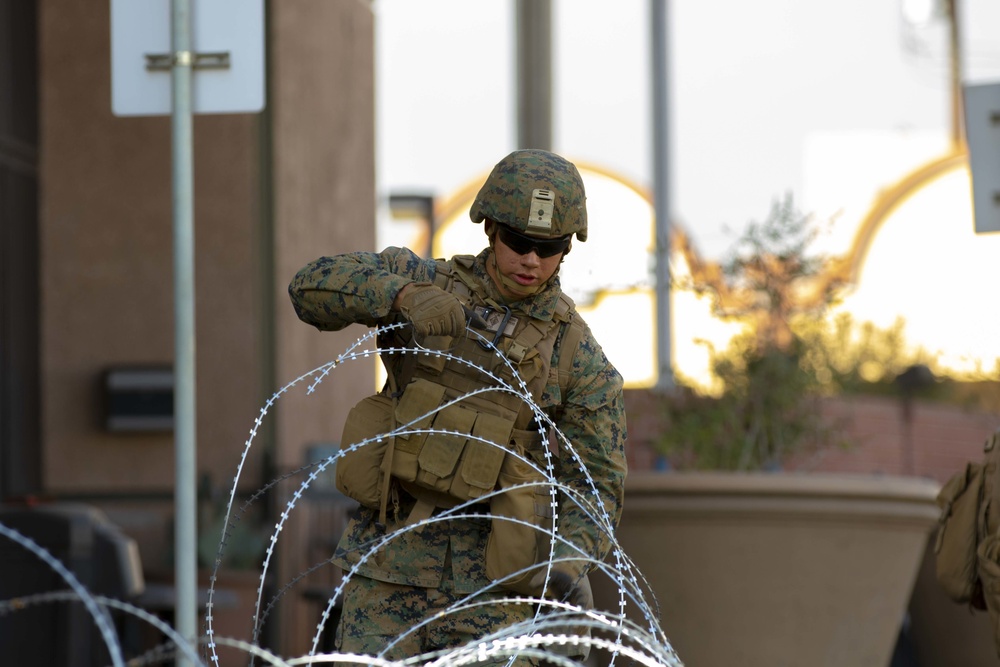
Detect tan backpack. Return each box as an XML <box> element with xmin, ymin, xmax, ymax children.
<box><xmin>935</xmin><ymin>460</ymin><xmax>985</xmax><ymax>606</ymax></box>
<box><xmin>935</xmin><ymin>429</ymin><xmax>1000</xmax><ymax>652</ymax></box>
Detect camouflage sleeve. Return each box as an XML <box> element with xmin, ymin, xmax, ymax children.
<box><xmin>288</xmin><ymin>246</ymin><xmax>436</xmax><ymax>331</ymax></box>
<box><xmin>553</xmin><ymin>326</ymin><xmax>627</xmax><ymax>574</ymax></box>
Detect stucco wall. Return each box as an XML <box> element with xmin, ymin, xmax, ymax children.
<box><xmin>267</xmin><ymin>1</ymin><xmax>377</xmax><ymax>654</ymax></box>
<box><xmin>37</xmin><ymin>6</ymin><xmax>377</xmax><ymax>654</ymax></box>
<box><xmin>39</xmin><ymin>1</ymin><xmax>264</xmax><ymax>493</ymax></box>
<box><xmin>270</xmin><ymin>0</ymin><xmax>378</xmax><ymax>476</ymax></box>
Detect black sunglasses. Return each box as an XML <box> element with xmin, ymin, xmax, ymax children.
<box><xmin>496</xmin><ymin>224</ymin><xmax>571</xmax><ymax>258</ymax></box>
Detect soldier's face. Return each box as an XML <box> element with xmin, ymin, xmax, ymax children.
<box><xmin>486</xmin><ymin>222</ymin><xmax>567</xmax><ymax>299</ymax></box>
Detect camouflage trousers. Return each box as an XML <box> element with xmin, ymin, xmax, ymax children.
<box><xmin>334</xmin><ymin>574</ymin><xmax>539</xmax><ymax>666</ymax></box>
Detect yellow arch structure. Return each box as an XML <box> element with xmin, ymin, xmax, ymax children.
<box><xmin>839</xmin><ymin>148</ymin><xmax>969</xmax><ymax>285</ymax></box>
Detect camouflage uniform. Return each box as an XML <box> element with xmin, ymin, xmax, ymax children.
<box><xmin>287</xmin><ymin>152</ymin><xmax>626</xmax><ymax>661</ymax></box>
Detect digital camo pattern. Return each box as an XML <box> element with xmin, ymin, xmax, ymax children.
<box><xmin>261</xmin><ymin>321</ymin><xmax>680</xmax><ymax>666</ymax></box>
<box><xmin>335</xmin><ymin>575</ymin><xmax>537</xmax><ymax>665</ymax></box>
<box><xmin>288</xmin><ymin>247</ymin><xmax>437</xmax><ymax>332</ymax></box>
<box><xmin>0</xmin><ymin>246</ymin><xmax>683</xmax><ymax>667</ymax></box>
<box><xmin>469</xmin><ymin>149</ymin><xmax>589</xmax><ymax>241</ymax></box>
<box><xmin>291</xmin><ymin>246</ymin><xmax>626</xmax><ymax>594</ymax></box>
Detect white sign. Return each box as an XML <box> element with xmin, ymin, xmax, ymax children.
<box><xmin>964</xmin><ymin>81</ymin><xmax>1000</xmax><ymax>234</ymax></box>
<box><xmin>110</xmin><ymin>0</ymin><xmax>265</xmax><ymax>116</ymax></box>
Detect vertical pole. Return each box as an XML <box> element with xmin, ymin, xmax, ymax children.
<box><xmin>516</xmin><ymin>0</ymin><xmax>552</xmax><ymax>150</ymax></box>
<box><xmin>944</xmin><ymin>0</ymin><xmax>965</xmax><ymax>148</ymax></box>
<box><xmin>651</xmin><ymin>0</ymin><xmax>674</xmax><ymax>390</ymax></box>
<box><xmin>171</xmin><ymin>0</ymin><xmax>198</xmax><ymax>664</ymax></box>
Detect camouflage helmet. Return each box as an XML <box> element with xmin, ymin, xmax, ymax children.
<box><xmin>469</xmin><ymin>149</ymin><xmax>588</xmax><ymax>242</ymax></box>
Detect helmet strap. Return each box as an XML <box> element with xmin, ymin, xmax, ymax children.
<box><xmin>485</xmin><ymin>220</ymin><xmax>561</xmax><ymax>299</ymax></box>
<box><xmin>489</xmin><ymin>247</ymin><xmax>552</xmax><ymax>299</ymax></box>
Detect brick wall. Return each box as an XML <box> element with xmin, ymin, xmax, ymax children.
<box><xmin>623</xmin><ymin>389</ymin><xmax>1000</xmax><ymax>483</ymax></box>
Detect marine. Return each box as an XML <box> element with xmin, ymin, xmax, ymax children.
<box><xmin>288</xmin><ymin>149</ymin><xmax>627</xmax><ymax>662</ymax></box>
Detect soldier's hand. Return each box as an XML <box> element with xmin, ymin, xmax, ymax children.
<box><xmin>529</xmin><ymin>567</ymin><xmax>594</xmax><ymax>660</ymax></box>
<box><xmin>395</xmin><ymin>283</ymin><xmax>468</xmax><ymax>338</ymax></box>
<box><xmin>531</xmin><ymin>566</ymin><xmax>593</xmax><ymax>609</ymax></box>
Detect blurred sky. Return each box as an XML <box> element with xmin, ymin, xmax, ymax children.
<box><xmin>374</xmin><ymin>0</ymin><xmax>999</xmax><ymax>254</ymax></box>
<box><xmin>371</xmin><ymin>0</ymin><xmax>1000</xmax><ymax>385</ymax></box>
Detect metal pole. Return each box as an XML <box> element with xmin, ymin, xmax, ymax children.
<box><xmin>945</xmin><ymin>0</ymin><xmax>965</xmax><ymax>148</ymax></box>
<box><xmin>171</xmin><ymin>0</ymin><xmax>198</xmax><ymax>664</ymax></box>
<box><xmin>651</xmin><ymin>0</ymin><xmax>674</xmax><ymax>390</ymax></box>
<box><xmin>516</xmin><ymin>0</ymin><xmax>552</xmax><ymax>150</ymax></box>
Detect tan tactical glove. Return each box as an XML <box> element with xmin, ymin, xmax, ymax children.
<box><xmin>531</xmin><ymin>565</ymin><xmax>593</xmax><ymax>609</ymax></box>
<box><xmin>530</xmin><ymin>565</ymin><xmax>594</xmax><ymax>661</ymax></box>
<box><xmin>395</xmin><ymin>283</ymin><xmax>468</xmax><ymax>338</ymax></box>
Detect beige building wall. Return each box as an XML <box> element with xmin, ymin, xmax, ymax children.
<box><xmin>269</xmin><ymin>1</ymin><xmax>377</xmax><ymax>653</ymax></box>
<box><xmin>270</xmin><ymin>1</ymin><xmax>378</xmax><ymax>477</ymax></box>
<box><xmin>39</xmin><ymin>2</ymin><xmax>268</xmax><ymax>494</ymax></box>
<box><xmin>36</xmin><ymin>0</ymin><xmax>376</xmax><ymax>654</ymax></box>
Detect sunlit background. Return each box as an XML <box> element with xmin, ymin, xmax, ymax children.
<box><xmin>373</xmin><ymin>0</ymin><xmax>1000</xmax><ymax>390</ymax></box>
